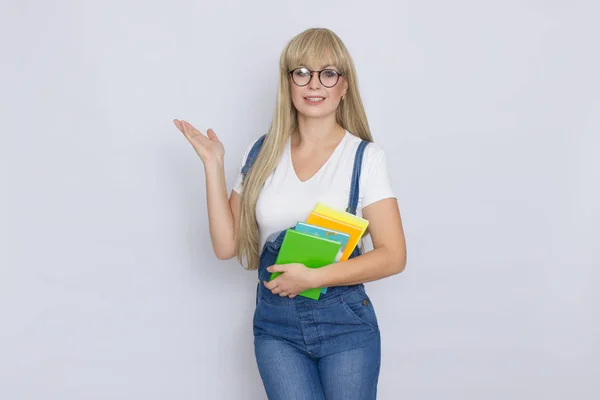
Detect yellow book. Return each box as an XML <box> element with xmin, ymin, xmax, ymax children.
<box><xmin>306</xmin><ymin>212</ymin><xmax>366</xmax><ymax>261</ymax></box>
<box><xmin>313</xmin><ymin>202</ymin><xmax>369</xmax><ymax>231</ymax></box>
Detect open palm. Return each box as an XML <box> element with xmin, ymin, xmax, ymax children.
<box><xmin>173</xmin><ymin>119</ymin><xmax>224</xmax><ymax>164</ymax></box>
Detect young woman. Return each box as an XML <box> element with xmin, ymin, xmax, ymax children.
<box><xmin>174</xmin><ymin>27</ymin><xmax>406</xmax><ymax>400</ymax></box>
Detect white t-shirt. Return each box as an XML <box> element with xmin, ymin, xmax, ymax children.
<box><xmin>232</xmin><ymin>130</ymin><xmax>395</xmax><ymax>253</ymax></box>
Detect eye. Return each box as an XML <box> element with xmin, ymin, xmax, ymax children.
<box><xmin>323</xmin><ymin>69</ymin><xmax>338</xmax><ymax>78</ymax></box>
<box><xmin>294</xmin><ymin>68</ymin><xmax>310</xmax><ymax>77</ymax></box>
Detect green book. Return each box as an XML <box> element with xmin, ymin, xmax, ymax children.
<box><xmin>269</xmin><ymin>229</ymin><xmax>341</xmax><ymax>300</ymax></box>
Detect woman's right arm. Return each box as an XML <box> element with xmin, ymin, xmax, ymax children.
<box><xmin>203</xmin><ymin>160</ymin><xmax>242</xmax><ymax>260</ymax></box>
<box><xmin>174</xmin><ymin>119</ymin><xmax>242</xmax><ymax>260</ymax></box>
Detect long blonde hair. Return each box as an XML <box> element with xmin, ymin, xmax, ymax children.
<box><xmin>237</xmin><ymin>27</ymin><xmax>373</xmax><ymax>270</ymax></box>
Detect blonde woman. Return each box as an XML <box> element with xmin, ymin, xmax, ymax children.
<box><xmin>174</xmin><ymin>27</ymin><xmax>406</xmax><ymax>400</ymax></box>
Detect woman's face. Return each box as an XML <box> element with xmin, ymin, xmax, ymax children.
<box><xmin>289</xmin><ymin>63</ymin><xmax>348</xmax><ymax>120</ymax></box>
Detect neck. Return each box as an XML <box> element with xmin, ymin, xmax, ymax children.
<box><xmin>293</xmin><ymin>114</ymin><xmax>344</xmax><ymax>147</ymax></box>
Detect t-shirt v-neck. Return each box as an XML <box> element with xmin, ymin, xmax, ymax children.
<box><xmin>287</xmin><ymin>131</ymin><xmax>348</xmax><ymax>184</ymax></box>
<box><xmin>233</xmin><ymin>130</ymin><xmax>395</xmax><ymax>253</ymax></box>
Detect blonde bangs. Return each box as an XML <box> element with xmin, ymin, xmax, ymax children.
<box><xmin>281</xmin><ymin>28</ymin><xmax>349</xmax><ymax>75</ymax></box>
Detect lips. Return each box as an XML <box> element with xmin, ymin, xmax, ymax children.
<box><xmin>304</xmin><ymin>97</ymin><xmax>326</xmax><ymax>102</ymax></box>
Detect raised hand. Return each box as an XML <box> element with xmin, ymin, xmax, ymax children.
<box><xmin>173</xmin><ymin>119</ymin><xmax>224</xmax><ymax>164</ymax></box>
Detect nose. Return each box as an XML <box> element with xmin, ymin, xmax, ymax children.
<box><xmin>308</xmin><ymin>71</ymin><xmax>322</xmax><ymax>90</ymax></box>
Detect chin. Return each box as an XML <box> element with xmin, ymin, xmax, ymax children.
<box><xmin>296</xmin><ymin>108</ymin><xmax>335</xmax><ymax>119</ymax></box>
<box><xmin>293</xmin><ymin>102</ymin><xmax>337</xmax><ymax>119</ymax></box>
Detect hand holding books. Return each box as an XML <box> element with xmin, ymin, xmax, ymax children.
<box><xmin>268</xmin><ymin>202</ymin><xmax>369</xmax><ymax>300</ymax></box>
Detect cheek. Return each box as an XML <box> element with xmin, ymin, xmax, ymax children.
<box><xmin>290</xmin><ymin>85</ymin><xmax>300</xmax><ymax>98</ymax></box>
<box><xmin>330</xmin><ymin>85</ymin><xmax>345</xmax><ymax>99</ymax></box>
<box><xmin>289</xmin><ymin>85</ymin><xmax>303</xmax><ymax>104</ymax></box>
<box><xmin>327</xmin><ymin>88</ymin><xmax>343</xmax><ymax>106</ymax></box>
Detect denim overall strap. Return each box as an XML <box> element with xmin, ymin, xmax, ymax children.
<box><xmin>345</xmin><ymin>140</ymin><xmax>369</xmax><ymax>259</ymax></box>
<box><xmin>346</xmin><ymin>140</ymin><xmax>369</xmax><ymax>215</ymax></box>
<box><xmin>240</xmin><ymin>134</ymin><xmax>267</xmax><ymax>179</ymax></box>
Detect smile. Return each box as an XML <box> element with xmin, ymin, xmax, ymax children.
<box><xmin>304</xmin><ymin>97</ymin><xmax>325</xmax><ymax>104</ymax></box>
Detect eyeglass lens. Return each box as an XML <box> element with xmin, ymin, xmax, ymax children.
<box><xmin>291</xmin><ymin>68</ymin><xmax>340</xmax><ymax>87</ymax></box>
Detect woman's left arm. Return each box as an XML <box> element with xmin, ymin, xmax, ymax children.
<box><xmin>264</xmin><ymin>198</ymin><xmax>406</xmax><ymax>296</ymax></box>
<box><xmin>311</xmin><ymin>197</ymin><xmax>407</xmax><ymax>287</ymax></box>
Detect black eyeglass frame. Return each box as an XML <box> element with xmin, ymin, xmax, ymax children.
<box><xmin>288</xmin><ymin>67</ymin><xmax>344</xmax><ymax>88</ymax></box>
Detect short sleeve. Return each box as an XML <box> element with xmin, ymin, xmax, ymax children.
<box><xmin>232</xmin><ymin>141</ymin><xmax>254</xmax><ymax>194</ymax></box>
<box><xmin>359</xmin><ymin>144</ymin><xmax>395</xmax><ymax>208</ymax></box>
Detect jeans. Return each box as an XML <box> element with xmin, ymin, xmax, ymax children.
<box><xmin>253</xmin><ymin>230</ymin><xmax>381</xmax><ymax>399</ymax></box>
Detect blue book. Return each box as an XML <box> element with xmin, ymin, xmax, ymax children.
<box><xmin>294</xmin><ymin>222</ymin><xmax>351</xmax><ymax>294</ymax></box>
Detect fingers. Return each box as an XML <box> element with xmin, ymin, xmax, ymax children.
<box><xmin>275</xmin><ymin>289</ymin><xmax>297</xmax><ymax>298</ymax></box>
<box><xmin>267</xmin><ymin>265</ymin><xmax>285</xmax><ymax>274</ymax></box>
<box><xmin>264</xmin><ymin>280</ymin><xmax>296</xmax><ymax>299</ymax></box>
<box><xmin>173</xmin><ymin>119</ymin><xmax>192</xmax><ymax>139</ymax></box>
<box><xmin>269</xmin><ymin>286</ymin><xmax>297</xmax><ymax>298</ymax></box>
<box><xmin>174</xmin><ymin>119</ymin><xmax>209</xmax><ymax>144</ymax></box>
<box><xmin>268</xmin><ymin>284</ymin><xmax>286</xmax><ymax>297</ymax></box>
<box><xmin>263</xmin><ymin>280</ymin><xmax>275</xmax><ymax>290</ymax></box>
<box><xmin>206</xmin><ymin>128</ymin><xmax>220</xmax><ymax>142</ymax></box>
<box><xmin>173</xmin><ymin>119</ymin><xmax>182</xmax><ymax>131</ymax></box>
<box><xmin>181</xmin><ymin>120</ymin><xmax>199</xmax><ymax>140</ymax></box>
<box><xmin>270</xmin><ymin>286</ymin><xmax>282</xmax><ymax>295</ymax></box>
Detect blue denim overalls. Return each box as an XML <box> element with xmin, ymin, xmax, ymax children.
<box><xmin>241</xmin><ymin>136</ymin><xmax>380</xmax><ymax>400</ymax></box>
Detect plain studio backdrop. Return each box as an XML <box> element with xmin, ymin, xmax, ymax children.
<box><xmin>1</xmin><ymin>1</ymin><xmax>598</xmax><ymax>399</ymax></box>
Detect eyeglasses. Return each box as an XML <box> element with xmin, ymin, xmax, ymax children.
<box><xmin>288</xmin><ymin>67</ymin><xmax>343</xmax><ymax>88</ymax></box>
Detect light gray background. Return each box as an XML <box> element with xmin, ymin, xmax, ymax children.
<box><xmin>1</xmin><ymin>1</ymin><xmax>598</xmax><ymax>399</ymax></box>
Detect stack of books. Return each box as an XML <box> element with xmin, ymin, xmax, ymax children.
<box><xmin>269</xmin><ymin>202</ymin><xmax>369</xmax><ymax>300</ymax></box>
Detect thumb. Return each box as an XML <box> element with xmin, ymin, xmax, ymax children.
<box><xmin>267</xmin><ymin>265</ymin><xmax>286</xmax><ymax>273</ymax></box>
<box><xmin>206</xmin><ymin>128</ymin><xmax>220</xmax><ymax>142</ymax></box>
